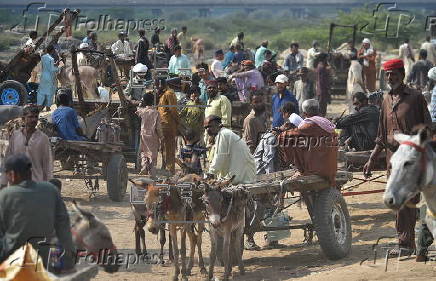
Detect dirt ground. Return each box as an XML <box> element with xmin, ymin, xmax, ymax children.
<box><xmin>54</xmin><ymin>100</ymin><xmax>436</xmax><ymax>281</ymax></box>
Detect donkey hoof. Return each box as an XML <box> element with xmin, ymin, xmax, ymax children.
<box><xmin>200</xmin><ymin>267</ymin><xmax>208</xmax><ymax>276</ymax></box>
<box><xmin>171</xmin><ymin>275</ymin><xmax>179</xmax><ymax>281</ymax></box>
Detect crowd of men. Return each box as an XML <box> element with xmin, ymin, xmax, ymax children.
<box><xmin>1</xmin><ymin>23</ymin><xmax>436</xmax><ymax>270</ymax></box>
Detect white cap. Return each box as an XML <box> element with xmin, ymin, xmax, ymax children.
<box><xmin>275</xmin><ymin>74</ymin><xmax>289</xmax><ymax>84</ymax></box>
<box><xmin>362</xmin><ymin>38</ymin><xmax>371</xmax><ymax>44</ymax></box>
<box><xmin>132</xmin><ymin>63</ymin><xmax>148</xmax><ymax>73</ymax></box>
<box><xmin>428</xmin><ymin>67</ymin><xmax>436</xmax><ymax>81</ymax></box>
<box><xmin>289</xmin><ymin>113</ymin><xmax>303</xmax><ymax>127</ymax></box>
<box><xmin>79</xmin><ymin>42</ymin><xmax>89</xmax><ymax>49</ymax></box>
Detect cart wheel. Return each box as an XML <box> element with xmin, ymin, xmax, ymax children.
<box><xmin>106</xmin><ymin>153</ymin><xmax>128</xmax><ymax>202</ymax></box>
<box><xmin>313</xmin><ymin>188</ymin><xmax>351</xmax><ymax>260</ymax></box>
<box><xmin>0</xmin><ymin>80</ymin><xmax>27</xmax><ymax>105</ymax></box>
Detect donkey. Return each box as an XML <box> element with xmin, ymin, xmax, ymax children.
<box><xmin>70</xmin><ymin>200</ymin><xmax>120</xmax><ymax>273</ymax></box>
<box><xmin>130</xmin><ymin>178</ymin><xmax>169</xmax><ymax>264</ymax></box>
<box><xmin>202</xmin><ymin>184</ymin><xmax>248</xmax><ymax>281</ymax></box>
<box><xmin>57</xmin><ymin>65</ymin><xmax>100</xmax><ymax>100</ymax></box>
<box><xmin>383</xmin><ymin>127</ymin><xmax>436</xmax><ymax>258</ymax></box>
<box><xmin>144</xmin><ymin>174</ymin><xmax>207</xmax><ymax>281</ymax></box>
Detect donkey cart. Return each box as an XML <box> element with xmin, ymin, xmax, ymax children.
<box><xmin>239</xmin><ymin>169</ymin><xmax>353</xmax><ymax>260</ymax></box>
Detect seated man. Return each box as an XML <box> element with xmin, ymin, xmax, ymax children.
<box><xmin>278</xmin><ymin>99</ymin><xmax>338</xmax><ymax>186</ymax></box>
<box><xmin>52</xmin><ymin>93</ymin><xmax>86</xmax><ymax>141</ymax></box>
<box><xmin>0</xmin><ymin>154</ymin><xmax>75</xmax><ymax>270</ymax></box>
<box><xmin>336</xmin><ymin>92</ymin><xmax>379</xmax><ymax>151</ymax></box>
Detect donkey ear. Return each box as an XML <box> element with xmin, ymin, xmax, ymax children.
<box><xmin>394</xmin><ymin>133</ymin><xmax>411</xmax><ymax>144</ymax></box>
<box><xmin>418</xmin><ymin>126</ymin><xmax>431</xmax><ymax>145</ymax></box>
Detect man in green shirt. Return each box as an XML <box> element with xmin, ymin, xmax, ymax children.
<box><xmin>0</xmin><ymin>154</ymin><xmax>75</xmax><ymax>271</ymax></box>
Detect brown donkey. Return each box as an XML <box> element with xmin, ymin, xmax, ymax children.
<box><xmin>144</xmin><ymin>174</ymin><xmax>207</xmax><ymax>281</ymax></box>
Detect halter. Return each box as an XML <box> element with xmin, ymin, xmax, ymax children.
<box><xmin>400</xmin><ymin>141</ymin><xmax>428</xmax><ymax>187</ymax></box>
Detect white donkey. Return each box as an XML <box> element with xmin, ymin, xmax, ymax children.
<box><xmin>383</xmin><ymin>127</ymin><xmax>436</xmax><ymax>259</ymax></box>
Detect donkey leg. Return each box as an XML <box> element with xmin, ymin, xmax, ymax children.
<box><xmin>208</xmin><ymin>231</ymin><xmax>217</xmax><ymax>281</ymax></box>
<box><xmin>139</xmin><ymin>226</ymin><xmax>147</xmax><ymax>256</ymax></box>
<box><xmin>180</xmin><ymin>229</ymin><xmax>188</xmax><ymax>281</ymax></box>
<box><xmin>235</xmin><ymin>227</ymin><xmax>245</xmax><ymax>275</ymax></box>
<box><xmin>135</xmin><ymin>222</ymin><xmax>141</xmax><ymax>255</ymax></box>
<box><xmin>170</xmin><ymin>226</ymin><xmax>180</xmax><ymax>281</ymax></box>
<box><xmin>223</xmin><ymin>229</ymin><xmax>232</xmax><ymax>281</ymax></box>
<box><xmin>169</xmin><ymin>229</ymin><xmax>174</xmax><ymax>262</ymax></box>
<box><xmin>186</xmin><ymin>229</ymin><xmax>197</xmax><ymax>275</ymax></box>
<box><xmin>159</xmin><ymin>226</ymin><xmax>166</xmax><ymax>264</ymax></box>
<box><xmin>196</xmin><ymin>223</ymin><xmax>207</xmax><ymax>276</ymax></box>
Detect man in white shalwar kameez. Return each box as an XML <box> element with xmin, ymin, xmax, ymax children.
<box><xmin>205</xmin><ymin>115</ymin><xmax>255</xmax><ymax>185</ymax></box>
<box><xmin>398</xmin><ymin>39</ymin><xmax>415</xmax><ymax>81</ymax></box>
<box><xmin>346</xmin><ymin>53</ymin><xmax>365</xmax><ymax>113</ymax></box>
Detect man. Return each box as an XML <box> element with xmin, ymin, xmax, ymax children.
<box><xmin>111</xmin><ymin>32</ymin><xmax>134</xmax><ymax>78</ymax></box>
<box><xmin>255</xmin><ymin>41</ymin><xmax>268</xmax><ymax>68</ymax></box>
<box><xmin>0</xmin><ymin>154</ymin><xmax>75</xmax><ymax>269</ymax></box>
<box><xmin>88</xmin><ymin>32</ymin><xmax>98</xmax><ymax>51</ymax></box>
<box><xmin>217</xmin><ymin>77</ymin><xmax>238</xmax><ymax>101</ymax></box>
<box><xmin>234</xmin><ymin>44</ymin><xmax>245</xmax><ymax>65</ymax></box>
<box><xmin>1</xmin><ymin>105</ymin><xmax>53</xmax><ymax>187</ymax></box>
<box><xmin>230</xmin><ymin>60</ymin><xmax>265</xmax><ymax>102</ymax></box>
<box><xmin>421</xmin><ymin>36</ymin><xmax>436</xmax><ymax>64</ymax></box>
<box><xmin>151</xmin><ymin>28</ymin><xmax>161</xmax><ymax>47</ymax></box>
<box><xmin>231</xmin><ymin>32</ymin><xmax>245</xmax><ymax>49</ymax></box>
<box><xmin>259</xmin><ymin>50</ymin><xmax>279</xmax><ymax>85</ymax></box>
<box><xmin>211</xmin><ymin>49</ymin><xmax>226</xmax><ymax>78</ymax></box>
<box><xmin>429</xmin><ymin>67</ymin><xmax>436</xmax><ymax>122</ymax></box>
<box><xmin>272</xmin><ymin>74</ymin><xmax>299</xmax><ymax>127</ymax></box>
<box><xmin>306</xmin><ymin>41</ymin><xmax>321</xmax><ymax>69</ymax></box>
<box><xmin>363</xmin><ymin>59</ymin><xmax>432</xmax><ymax>256</ymax></box>
<box><xmin>204</xmin><ymin>80</ymin><xmax>232</xmax><ymax>128</ymax></box>
<box><xmin>166</xmin><ymin>28</ymin><xmax>180</xmax><ymax>62</ymax></box>
<box><xmin>399</xmin><ymin>39</ymin><xmax>415</xmax><ymax>80</ymax></box>
<box><xmin>222</xmin><ymin>45</ymin><xmax>236</xmax><ymax>69</ymax></box>
<box><xmin>135</xmin><ymin>29</ymin><xmax>152</xmax><ymax>74</ymax></box>
<box><xmin>37</xmin><ymin>45</ymin><xmax>60</xmax><ymax>112</ymax></box>
<box><xmin>177</xmin><ymin>26</ymin><xmax>189</xmax><ymax>52</ymax></box>
<box><xmin>294</xmin><ymin>67</ymin><xmax>315</xmax><ymax>113</ymax></box>
<box><xmin>346</xmin><ymin>52</ymin><xmax>365</xmax><ymax>113</ymax></box>
<box><xmin>278</xmin><ymin>99</ymin><xmax>337</xmax><ymax>185</ymax></box>
<box><xmin>24</xmin><ymin>30</ymin><xmax>38</xmax><ymax>49</ymax></box>
<box><xmin>358</xmin><ymin>38</ymin><xmax>377</xmax><ymax>92</ymax></box>
<box><xmin>336</xmin><ymin>92</ymin><xmax>379</xmax><ymax>151</ymax></box>
<box><xmin>82</xmin><ymin>30</ymin><xmax>92</xmax><ymax>44</ymax></box>
<box><xmin>168</xmin><ymin>45</ymin><xmax>191</xmax><ymax>75</ymax></box>
<box><xmin>243</xmin><ymin>90</ymin><xmax>267</xmax><ymax>154</ymax></box>
<box><xmin>315</xmin><ymin>53</ymin><xmax>330</xmax><ymax>116</ymax></box>
<box><xmin>52</xmin><ymin>93</ymin><xmax>86</xmax><ymax>141</ymax></box>
<box><xmin>283</xmin><ymin>42</ymin><xmax>304</xmax><ymax>73</ymax></box>
<box><xmin>77</xmin><ymin>42</ymin><xmax>89</xmax><ymax>66</ymax></box>
<box><xmin>157</xmin><ymin>78</ymin><xmax>179</xmax><ymax>174</ymax></box>
<box><xmin>197</xmin><ymin>64</ymin><xmax>214</xmax><ymax>103</ymax></box>
<box><xmin>407</xmin><ymin>49</ymin><xmax>433</xmax><ymax>90</ymax></box>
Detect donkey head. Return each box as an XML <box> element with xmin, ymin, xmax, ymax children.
<box><xmin>384</xmin><ymin>127</ymin><xmax>433</xmax><ymax>210</ymax></box>
<box><xmin>143</xmin><ymin>183</ymin><xmax>165</xmax><ymax>235</ymax></box>
<box><xmin>202</xmin><ymin>183</ymin><xmax>225</xmax><ymax>228</ymax></box>
<box><xmin>71</xmin><ymin>201</ymin><xmax>119</xmax><ymax>273</ymax></box>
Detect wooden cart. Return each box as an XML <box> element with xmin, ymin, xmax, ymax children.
<box><xmin>237</xmin><ymin>169</ymin><xmax>353</xmax><ymax>260</ymax></box>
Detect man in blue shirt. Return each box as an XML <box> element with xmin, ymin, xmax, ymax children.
<box><xmin>222</xmin><ymin>45</ymin><xmax>235</xmax><ymax>69</ymax></box>
<box><xmin>52</xmin><ymin>93</ymin><xmax>86</xmax><ymax>141</ymax></box>
<box><xmin>168</xmin><ymin>45</ymin><xmax>191</xmax><ymax>75</ymax></box>
<box><xmin>271</xmin><ymin>74</ymin><xmax>299</xmax><ymax>127</ymax></box>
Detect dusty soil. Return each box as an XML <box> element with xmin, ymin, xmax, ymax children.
<box><xmin>55</xmin><ymin>99</ymin><xmax>435</xmax><ymax>281</ymax></box>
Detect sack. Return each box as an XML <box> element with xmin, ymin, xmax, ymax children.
<box><xmin>0</xmin><ymin>243</ymin><xmax>56</xmax><ymax>281</ymax></box>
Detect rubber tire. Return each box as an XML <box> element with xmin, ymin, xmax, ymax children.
<box><xmin>0</xmin><ymin>80</ymin><xmax>27</xmax><ymax>105</ymax></box>
<box><xmin>313</xmin><ymin>188</ymin><xmax>352</xmax><ymax>260</ymax></box>
<box><xmin>106</xmin><ymin>153</ymin><xmax>128</xmax><ymax>202</ymax></box>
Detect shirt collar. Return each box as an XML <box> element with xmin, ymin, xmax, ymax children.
<box><xmin>388</xmin><ymin>84</ymin><xmax>411</xmax><ymax>96</ymax></box>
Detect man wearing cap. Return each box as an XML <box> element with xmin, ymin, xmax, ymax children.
<box><xmin>211</xmin><ymin>49</ymin><xmax>226</xmax><ymax>78</ymax></box>
<box><xmin>306</xmin><ymin>41</ymin><xmax>321</xmax><ymax>69</ymax></box>
<box><xmin>168</xmin><ymin>45</ymin><xmax>191</xmax><ymax>75</ymax></box>
<box><xmin>284</xmin><ymin>42</ymin><xmax>304</xmax><ymax>73</ymax></box>
<box><xmin>255</xmin><ymin>41</ymin><xmax>268</xmax><ymax>68</ymax></box>
<box><xmin>77</xmin><ymin>42</ymin><xmax>89</xmax><ymax>66</ymax></box>
<box><xmin>125</xmin><ymin>63</ymin><xmax>149</xmax><ymax>100</ymax></box>
<box><xmin>230</xmin><ymin>60</ymin><xmax>265</xmax><ymax>102</ymax></box>
<box><xmin>157</xmin><ymin>78</ymin><xmax>179</xmax><ymax>174</ymax></box>
<box><xmin>358</xmin><ymin>38</ymin><xmax>377</xmax><ymax>92</ymax></box>
<box><xmin>272</xmin><ymin>74</ymin><xmax>299</xmax><ymax>128</ymax></box>
<box><xmin>0</xmin><ymin>153</ymin><xmax>76</xmax><ymax>270</ymax></box>
<box><xmin>204</xmin><ymin>80</ymin><xmax>232</xmax><ymax>128</ymax></box>
<box><xmin>364</xmin><ymin>58</ymin><xmax>431</xmax><ymax>256</ymax></box>
<box><xmin>1</xmin><ymin>106</ymin><xmax>53</xmax><ymax>188</ymax></box>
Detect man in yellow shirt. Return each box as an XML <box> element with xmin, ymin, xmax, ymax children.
<box><xmin>157</xmin><ymin>79</ymin><xmax>179</xmax><ymax>174</ymax></box>
<box><xmin>204</xmin><ymin>80</ymin><xmax>232</xmax><ymax>128</ymax></box>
